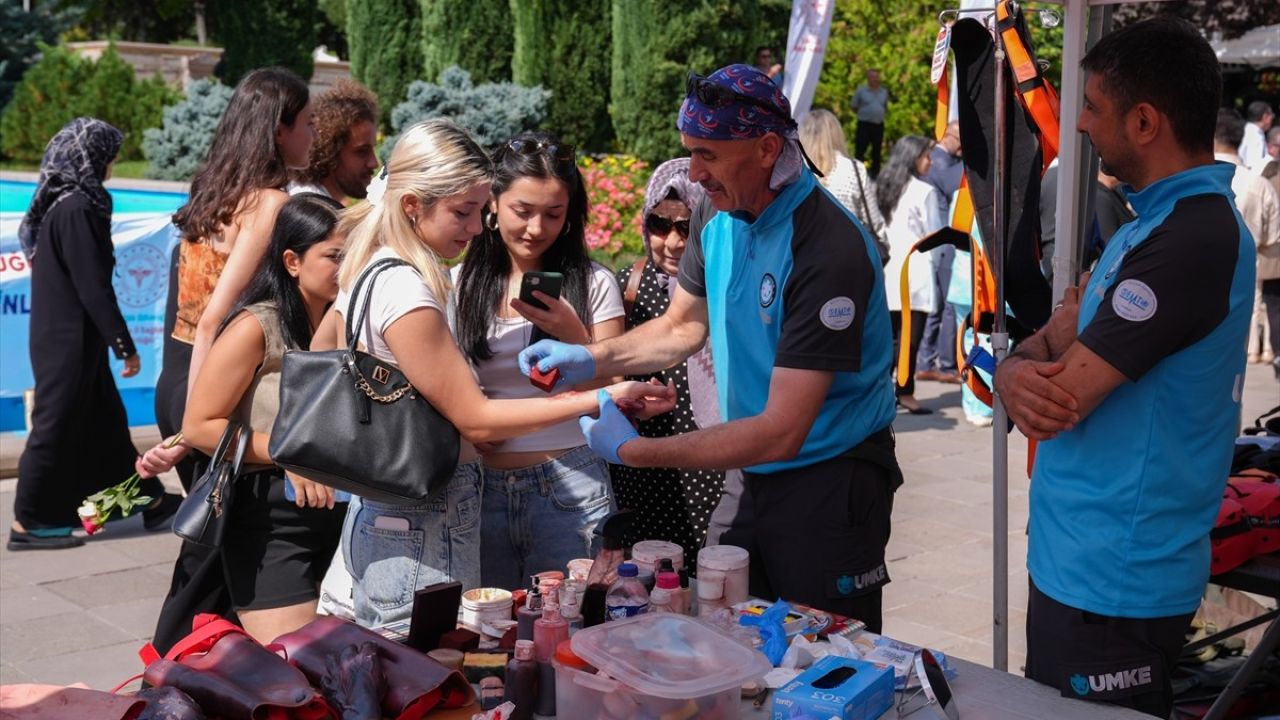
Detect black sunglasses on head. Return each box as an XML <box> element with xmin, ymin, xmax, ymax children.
<box><xmin>645</xmin><ymin>214</ymin><xmax>690</xmax><ymax>238</ymax></box>
<box><xmin>685</xmin><ymin>71</ymin><xmax>795</xmax><ymax>128</ymax></box>
<box><xmin>506</xmin><ymin>138</ymin><xmax>576</xmax><ymax>162</ymax></box>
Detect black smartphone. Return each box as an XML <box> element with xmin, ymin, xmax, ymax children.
<box><xmin>518</xmin><ymin>271</ymin><xmax>564</xmax><ymax>311</ymax></box>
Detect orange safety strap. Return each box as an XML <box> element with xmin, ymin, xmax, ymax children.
<box><xmin>996</xmin><ymin>0</ymin><xmax>1060</xmax><ymax>170</ymax></box>
<box><xmin>935</xmin><ymin>70</ymin><xmax>951</xmax><ymax>142</ymax></box>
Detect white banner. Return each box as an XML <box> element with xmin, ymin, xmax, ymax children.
<box><xmin>781</xmin><ymin>0</ymin><xmax>835</xmax><ymax>117</ymax></box>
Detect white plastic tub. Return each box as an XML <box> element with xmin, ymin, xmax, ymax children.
<box><xmin>556</xmin><ymin>613</ymin><xmax>771</xmax><ymax>719</ymax></box>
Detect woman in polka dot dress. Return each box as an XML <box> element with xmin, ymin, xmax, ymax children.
<box><xmin>612</xmin><ymin>158</ymin><xmax>730</xmax><ymax>569</ymax></box>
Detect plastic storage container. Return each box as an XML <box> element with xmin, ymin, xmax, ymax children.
<box><xmin>555</xmin><ymin>613</ymin><xmax>771</xmax><ymax>719</ymax></box>
<box><xmin>460</xmin><ymin>587</ymin><xmax>513</xmax><ymax>634</ymax></box>
<box><xmin>698</xmin><ymin>545</ymin><xmax>750</xmax><ymax>605</ymax></box>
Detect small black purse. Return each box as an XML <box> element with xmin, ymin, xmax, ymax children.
<box><xmin>268</xmin><ymin>257</ymin><xmax>460</xmax><ymax>505</ymax></box>
<box><xmin>173</xmin><ymin>421</ymin><xmax>249</xmax><ymax>547</ymax></box>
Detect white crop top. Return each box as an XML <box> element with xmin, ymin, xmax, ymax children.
<box><xmin>460</xmin><ymin>263</ymin><xmax>624</xmax><ymax>453</ymax></box>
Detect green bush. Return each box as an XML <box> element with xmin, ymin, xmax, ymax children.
<box><xmin>0</xmin><ymin>43</ymin><xmax>176</xmax><ymax>163</ymax></box>
<box><xmin>388</xmin><ymin>66</ymin><xmax>548</xmax><ymax>153</ymax></box>
<box><xmin>348</xmin><ymin>0</ymin><xmax>423</xmax><ymax>128</ymax></box>
<box><xmin>610</xmin><ymin>0</ymin><xmax>767</xmax><ymax>164</ymax></box>
<box><xmin>0</xmin><ymin>0</ymin><xmax>77</xmax><ymax>111</ymax></box>
<box><xmin>142</xmin><ymin>79</ymin><xmax>234</xmax><ymax>181</ymax></box>
<box><xmin>421</xmin><ymin>0</ymin><xmax>512</xmax><ymax>85</ymax></box>
<box><xmin>208</xmin><ymin>0</ymin><xmax>318</xmax><ymax>86</ymax></box>
<box><xmin>512</xmin><ymin>0</ymin><xmax>613</xmax><ymax>152</ymax></box>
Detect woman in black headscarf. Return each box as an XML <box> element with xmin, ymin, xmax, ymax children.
<box><xmin>9</xmin><ymin>118</ymin><xmax>176</xmax><ymax>550</ymax></box>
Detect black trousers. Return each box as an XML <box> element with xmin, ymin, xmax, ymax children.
<box><xmin>1263</xmin><ymin>278</ymin><xmax>1280</xmax><ymax>358</ymax></box>
<box><xmin>889</xmin><ymin>310</ymin><xmax>927</xmax><ymax>397</ymax></box>
<box><xmin>1025</xmin><ymin>578</ymin><xmax>1193</xmax><ymax>719</ymax></box>
<box><xmin>719</xmin><ymin>429</ymin><xmax>901</xmax><ymax>633</ymax></box>
<box><xmin>854</xmin><ymin>121</ymin><xmax>885</xmax><ymax>177</ymax></box>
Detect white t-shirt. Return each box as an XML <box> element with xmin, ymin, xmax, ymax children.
<box><xmin>457</xmin><ymin>263</ymin><xmax>624</xmax><ymax>453</ymax></box>
<box><xmin>884</xmin><ymin>176</ymin><xmax>943</xmax><ymax>313</ymax></box>
<box><xmin>335</xmin><ymin>247</ymin><xmax>447</xmax><ymax>366</ymax></box>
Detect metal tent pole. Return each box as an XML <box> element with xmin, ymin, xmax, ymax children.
<box><xmin>991</xmin><ymin>13</ymin><xmax>1011</xmax><ymax>673</ymax></box>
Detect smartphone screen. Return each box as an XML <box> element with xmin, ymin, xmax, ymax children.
<box><xmin>518</xmin><ymin>271</ymin><xmax>564</xmax><ymax>311</ymax></box>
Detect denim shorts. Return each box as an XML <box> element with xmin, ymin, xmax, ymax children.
<box><xmin>343</xmin><ymin>461</ymin><xmax>482</xmax><ymax>627</ymax></box>
<box><xmin>480</xmin><ymin>445</ymin><xmax>614</xmax><ymax>590</ymax></box>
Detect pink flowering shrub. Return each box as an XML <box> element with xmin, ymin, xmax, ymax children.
<box><xmin>580</xmin><ymin>154</ymin><xmax>650</xmax><ymax>267</ymax></box>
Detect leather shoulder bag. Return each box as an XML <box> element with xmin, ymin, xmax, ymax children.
<box><xmin>269</xmin><ymin>257</ymin><xmax>460</xmax><ymax>505</ymax></box>
<box><xmin>173</xmin><ymin>420</ymin><xmax>249</xmax><ymax>547</ymax></box>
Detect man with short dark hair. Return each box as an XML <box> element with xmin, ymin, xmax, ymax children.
<box><xmin>521</xmin><ymin>64</ymin><xmax>901</xmax><ymax>630</ymax></box>
<box><xmin>289</xmin><ymin>79</ymin><xmax>379</xmax><ymax>203</ymax></box>
<box><xmin>754</xmin><ymin>45</ymin><xmax>782</xmax><ymax>84</ymax></box>
<box><xmin>850</xmin><ymin>69</ymin><xmax>889</xmax><ymax>177</ymax></box>
<box><xmin>994</xmin><ymin>16</ymin><xmax>1255</xmax><ymax>717</ymax></box>
<box><xmin>1239</xmin><ymin>100</ymin><xmax>1274</xmax><ymax>173</ymax></box>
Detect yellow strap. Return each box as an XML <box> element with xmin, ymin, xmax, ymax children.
<box><xmin>896</xmin><ymin>242</ymin><xmax>922</xmax><ymax>388</ymax></box>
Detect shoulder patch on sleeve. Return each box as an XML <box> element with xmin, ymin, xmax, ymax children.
<box><xmin>1111</xmin><ymin>279</ymin><xmax>1158</xmax><ymax>322</ymax></box>
<box><xmin>820</xmin><ymin>296</ymin><xmax>856</xmax><ymax>330</ymax></box>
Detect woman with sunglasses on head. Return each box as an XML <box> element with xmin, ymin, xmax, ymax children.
<box><xmin>322</xmin><ymin>121</ymin><xmax>671</xmax><ymax>624</ymax></box>
<box><xmin>611</xmin><ymin>158</ymin><xmax>728</xmax><ymax>564</ymax></box>
<box><xmin>453</xmin><ymin>131</ymin><xmax>637</xmax><ymax>591</ymax></box>
<box><xmin>877</xmin><ymin>135</ymin><xmax>945</xmax><ymax>415</ymax></box>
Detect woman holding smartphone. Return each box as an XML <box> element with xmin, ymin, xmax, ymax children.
<box><xmin>453</xmin><ymin>132</ymin><xmax>630</xmax><ymax>591</ymax></box>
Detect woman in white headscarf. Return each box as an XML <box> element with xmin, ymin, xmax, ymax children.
<box><xmin>611</xmin><ymin>158</ymin><xmax>730</xmax><ymax>562</ymax></box>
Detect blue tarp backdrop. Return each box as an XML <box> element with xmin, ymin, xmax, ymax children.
<box><xmin>0</xmin><ymin>181</ymin><xmax>187</xmax><ymax>432</ymax></box>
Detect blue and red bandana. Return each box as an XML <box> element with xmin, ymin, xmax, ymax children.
<box><xmin>678</xmin><ymin>64</ymin><xmax>796</xmax><ymax>140</ymax></box>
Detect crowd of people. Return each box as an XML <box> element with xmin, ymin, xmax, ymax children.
<box><xmin>6</xmin><ymin>14</ymin><xmax>1277</xmax><ymax>718</ymax></box>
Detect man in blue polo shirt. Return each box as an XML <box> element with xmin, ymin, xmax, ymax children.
<box><xmin>519</xmin><ymin>64</ymin><xmax>900</xmax><ymax>630</ymax></box>
<box><xmin>993</xmin><ymin>16</ymin><xmax>1254</xmax><ymax>718</ymax></box>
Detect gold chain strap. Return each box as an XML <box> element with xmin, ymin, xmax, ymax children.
<box><xmin>355</xmin><ymin>374</ymin><xmax>414</xmax><ymax>403</ymax></box>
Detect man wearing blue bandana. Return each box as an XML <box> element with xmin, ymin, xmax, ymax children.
<box><xmin>520</xmin><ymin>64</ymin><xmax>901</xmax><ymax>629</ymax></box>
<box><xmin>993</xmin><ymin>17</ymin><xmax>1254</xmax><ymax>718</ymax></box>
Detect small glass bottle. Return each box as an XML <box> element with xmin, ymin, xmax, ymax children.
<box><xmin>517</xmin><ymin>585</ymin><xmax>542</xmax><ymax>643</ymax></box>
<box><xmin>605</xmin><ymin>563</ymin><xmax>650</xmax><ymax>620</ymax></box>
<box><xmin>533</xmin><ymin>590</ymin><xmax>570</xmax><ymax>716</ymax></box>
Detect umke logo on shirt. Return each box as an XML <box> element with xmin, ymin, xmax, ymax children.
<box><xmin>820</xmin><ymin>297</ymin><xmax>855</xmax><ymax>330</ymax></box>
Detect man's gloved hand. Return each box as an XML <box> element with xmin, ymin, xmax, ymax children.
<box><xmin>517</xmin><ymin>340</ymin><xmax>596</xmax><ymax>388</ymax></box>
<box><xmin>579</xmin><ymin>390</ymin><xmax>639</xmax><ymax>465</ymax></box>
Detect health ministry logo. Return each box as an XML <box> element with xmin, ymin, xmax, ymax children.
<box><xmin>114</xmin><ymin>243</ymin><xmax>168</xmax><ymax>307</ymax></box>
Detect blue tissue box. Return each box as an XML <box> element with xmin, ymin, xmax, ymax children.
<box><xmin>772</xmin><ymin>656</ymin><xmax>895</xmax><ymax>720</ymax></box>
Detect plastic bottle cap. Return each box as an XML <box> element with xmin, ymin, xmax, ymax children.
<box><xmin>655</xmin><ymin>571</ymin><xmax>680</xmax><ymax>590</ymax></box>
<box><xmin>514</xmin><ymin>639</ymin><xmax>535</xmax><ymax>661</ymax></box>
<box><xmin>618</xmin><ymin>563</ymin><xmax>639</xmax><ymax>577</ymax></box>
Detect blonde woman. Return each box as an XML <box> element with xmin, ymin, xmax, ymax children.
<box><xmin>321</xmin><ymin>119</ymin><xmax>672</xmax><ymax>626</ymax></box>
<box><xmin>799</xmin><ymin>109</ymin><xmax>886</xmax><ymax>254</ymax></box>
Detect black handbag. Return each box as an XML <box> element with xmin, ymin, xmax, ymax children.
<box><xmin>173</xmin><ymin>421</ymin><xmax>249</xmax><ymax>547</ymax></box>
<box><xmin>268</xmin><ymin>257</ymin><xmax>460</xmax><ymax>504</ymax></box>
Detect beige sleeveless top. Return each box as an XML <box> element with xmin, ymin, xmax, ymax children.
<box><xmin>234</xmin><ymin>302</ymin><xmax>287</xmax><ymax>435</ymax></box>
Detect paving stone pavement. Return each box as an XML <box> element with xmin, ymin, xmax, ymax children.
<box><xmin>0</xmin><ymin>365</ymin><xmax>1275</xmax><ymax>689</ymax></box>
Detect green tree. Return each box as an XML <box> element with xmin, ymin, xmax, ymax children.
<box><xmin>79</xmin><ymin>45</ymin><xmax>179</xmax><ymax>160</ymax></box>
<box><xmin>348</xmin><ymin>0</ymin><xmax>423</xmax><ymax>126</ymax></box>
<box><xmin>209</xmin><ymin>0</ymin><xmax>318</xmax><ymax>86</ymax></box>
<box><xmin>814</xmin><ymin>0</ymin><xmax>937</xmax><ymax>153</ymax></box>
<box><xmin>0</xmin><ymin>0</ymin><xmax>79</xmax><ymax>110</ymax></box>
<box><xmin>62</xmin><ymin>0</ymin><xmax>195</xmax><ymax>44</ymax></box>
<box><xmin>421</xmin><ymin>0</ymin><xmax>512</xmax><ymax>84</ymax></box>
<box><xmin>512</xmin><ymin>0</ymin><xmax>613</xmax><ymax>151</ymax></box>
<box><xmin>611</xmin><ymin>0</ymin><xmax>765</xmax><ymax>164</ymax></box>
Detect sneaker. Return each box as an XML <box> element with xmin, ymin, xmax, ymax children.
<box><xmin>142</xmin><ymin>493</ymin><xmax>184</xmax><ymax>531</ymax></box>
<box><xmin>966</xmin><ymin>414</ymin><xmax>994</xmax><ymax>428</ymax></box>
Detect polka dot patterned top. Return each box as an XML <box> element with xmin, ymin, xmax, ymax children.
<box><xmin>611</xmin><ymin>260</ymin><xmax>726</xmax><ymax>567</ymax></box>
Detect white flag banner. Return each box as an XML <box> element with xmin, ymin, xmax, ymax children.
<box><xmin>781</xmin><ymin>0</ymin><xmax>835</xmax><ymax>117</ymax></box>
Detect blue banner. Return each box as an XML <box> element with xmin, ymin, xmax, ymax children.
<box><xmin>1</xmin><ymin>184</ymin><xmax>186</xmax><ymax>432</ymax></box>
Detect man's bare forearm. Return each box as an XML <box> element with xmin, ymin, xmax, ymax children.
<box><xmin>1007</xmin><ymin>329</ymin><xmax>1053</xmax><ymax>363</ymax></box>
<box><xmin>588</xmin><ymin>313</ymin><xmax>705</xmax><ymax>377</ymax></box>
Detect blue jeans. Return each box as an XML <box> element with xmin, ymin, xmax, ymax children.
<box><xmin>481</xmin><ymin>445</ymin><xmax>614</xmax><ymax>590</ymax></box>
<box><xmin>343</xmin><ymin>461</ymin><xmax>482</xmax><ymax>627</ymax></box>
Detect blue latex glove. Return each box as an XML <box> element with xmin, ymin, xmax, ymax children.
<box><xmin>579</xmin><ymin>390</ymin><xmax>639</xmax><ymax>465</ymax></box>
<box><xmin>518</xmin><ymin>340</ymin><xmax>596</xmax><ymax>388</ymax></box>
<box><xmin>739</xmin><ymin>599</ymin><xmax>792</xmax><ymax>666</ymax></box>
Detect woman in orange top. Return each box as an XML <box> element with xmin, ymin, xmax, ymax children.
<box><xmin>150</xmin><ymin>67</ymin><xmax>315</xmax><ymax>488</ymax></box>
<box><xmin>147</xmin><ymin>67</ymin><xmax>314</xmax><ymax>656</ymax></box>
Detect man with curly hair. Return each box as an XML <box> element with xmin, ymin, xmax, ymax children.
<box><xmin>289</xmin><ymin>79</ymin><xmax>379</xmax><ymax>203</ymax></box>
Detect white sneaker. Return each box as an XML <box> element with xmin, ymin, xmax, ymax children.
<box><xmin>966</xmin><ymin>414</ymin><xmax>994</xmax><ymax>428</ymax></box>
